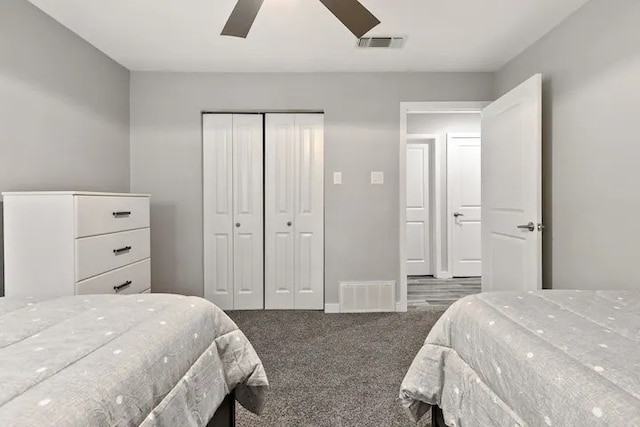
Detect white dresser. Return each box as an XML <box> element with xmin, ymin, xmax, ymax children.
<box><xmin>2</xmin><ymin>192</ymin><xmax>151</xmax><ymax>299</ymax></box>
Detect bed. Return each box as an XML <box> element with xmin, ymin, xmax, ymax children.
<box><xmin>0</xmin><ymin>293</ymin><xmax>268</xmax><ymax>426</ymax></box>
<box><xmin>400</xmin><ymin>290</ymin><xmax>640</xmax><ymax>426</ymax></box>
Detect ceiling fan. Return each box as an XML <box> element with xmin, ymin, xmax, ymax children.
<box><xmin>221</xmin><ymin>0</ymin><xmax>381</xmax><ymax>39</ymax></box>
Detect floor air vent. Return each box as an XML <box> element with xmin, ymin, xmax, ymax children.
<box><xmin>357</xmin><ymin>36</ymin><xmax>406</xmax><ymax>49</ymax></box>
<box><xmin>339</xmin><ymin>281</ymin><xmax>396</xmax><ymax>313</ymax></box>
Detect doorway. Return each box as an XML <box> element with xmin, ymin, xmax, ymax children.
<box><xmin>399</xmin><ymin>102</ymin><xmax>488</xmax><ymax>311</ymax></box>
<box><xmin>400</xmin><ymin>75</ymin><xmax>544</xmax><ymax>311</ymax></box>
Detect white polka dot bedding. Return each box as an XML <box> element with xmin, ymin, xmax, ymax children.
<box><xmin>399</xmin><ymin>291</ymin><xmax>640</xmax><ymax>426</ymax></box>
<box><xmin>0</xmin><ymin>294</ymin><xmax>268</xmax><ymax>426</ymax></box>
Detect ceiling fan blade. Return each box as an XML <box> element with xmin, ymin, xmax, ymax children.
<box><xmin>221</xmin><ymin>0</ymin><xmax>265</xmax><ymax>38</ymax></box>
<box><xmin>318</xmin><ymin>0</ymin><xmax>381</xmax><ymax>38</ymax></box>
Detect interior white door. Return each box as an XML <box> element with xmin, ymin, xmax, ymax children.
<box><xmin>448</xmin><ymin>134</ymin><xmax>482</xmax><ymax>277</ymax></box>
<box><xmin>406</xmin><ymin>141</ymin><xmax>432</xmax><ymax>276</ymax></box>
<box><xmin>481</xmin><ymin>74</ymin><xmax>542</xmax><ymax>292</ymax></box>
<box><xmin>265</xmin><ymin>114</ymin><xmax>296</xmax><ymax>309</ymax></box>
<box><xmin>232</xmin><ymin>114</ymin><xmax>264</xmax><ymax>310</ymax></box>
<box><xmin>293</xmin><ymin>114</ymin><xmax>324</xmax><ymax>310</ymax></box>
<box><xmin>203</xmin><ymin>114</ymin><xmax>234</xmax><ymax>309</ymax></box>
<box><xmin>265</xmin><ymin>114</ymin><xmax>324</xmax><ymax>310</ymax></box>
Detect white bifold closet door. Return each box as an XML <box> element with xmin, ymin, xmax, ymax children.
<box><xmin>203</xmin><ymin>114</ymin><xmax>264</xmax><ymax>310</ymax></box>
<box><xmin>265</xmin><ymin>114</ymin><xmax>324</xmax><ymax>310</ymax></box>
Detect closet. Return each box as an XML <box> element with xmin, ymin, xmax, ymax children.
<box><xmin>203</xmin><ymin>113</ymin><xmax>324</xmax><ymax>310</ymax></box>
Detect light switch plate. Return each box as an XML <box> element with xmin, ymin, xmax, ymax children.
<box><xmin>371</xmin><ymin>171</ymin><xmax>384</xmax><ymax>185</ymax></box>
<box><xmin>333</xmin><ymin>172</ymin><xmax>342</xmax><ymax>185</ymax></box>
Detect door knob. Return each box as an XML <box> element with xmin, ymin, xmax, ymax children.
<box><xmin>236</xmin><ymin>223</ymin><xmax>241</xmax><ymax>228</ymax></box>
<box><xmin>517</xmin><ymin>222</ymin><xmax>536</xmax><ymax>232</ymax></box>
<box><xmin>287</xmin><ymin>222</ymin><xmax>292</xmax><ymax>227</ymax></box>
<box><xmin>453</xmin><ymin>212</ymin><xmax>464</xmax><ymax>218</ymax></box>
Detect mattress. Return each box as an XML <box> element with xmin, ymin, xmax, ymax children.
<box><xmin>0</xmin><ymin>294</ymin><xmax>268</xmax><ymax>426</ymax></box>
<box><xmin>400</xmin><ymin>290</ymin><xmax>640</xmax><ymax>427</ymax></box>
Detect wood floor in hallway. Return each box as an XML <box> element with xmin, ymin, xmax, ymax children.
<box><xmin>408</xmin><ymin>276</ymin><xmax>481</xmax><ymax>310</ymax></box>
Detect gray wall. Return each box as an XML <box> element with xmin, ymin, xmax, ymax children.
<box><xmin>0</xmin><ymin>0</ymin><xmax>131</xmax><ymax>294</ymax></box>
<box><xmin>496</xmin><ymin>0</ymin><xmax>640</xmax><ymax>290</ymax></box>
<box><xmin>130</xmin><ymin>72</ymin><xmax>494</xmax><ymax>302</ymax></box>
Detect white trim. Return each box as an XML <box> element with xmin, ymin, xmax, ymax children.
<box><xmin>432</xmin><ymin>133</ymin><xmax>445</xmax><ymax>279</ymax></box>
<box><xmin>324</xmin><ymin>303</ymin><xmax>340</xmax><ymax>314</ymax></box>
<box><xmin>407</xmin><ymin>133</ymin><xmax>439</xmax><ymax>140</ymax></box>
<box><xmin>399</xmin><ymin>105</ymin><xmax>409</xmax><ymax>312</ymax></box>
<box><xmin>446</xmin><ymin>133</ymin><xmax>482</xmax><ymax>278</ymax></box>
<box><xmin>403</xmin><ymin>102</ymin><xmax>490</xmax><ymax>114</ymax></box>
<box><xmin>399</xmin><ymin>102</ymin><xmax>489</xmax><ymax>308</ymax></box>
<box><xmin>438</xmin><ymin>271</ymin><xmax>453</xmax><ymax>280</ymax></box>
<box><xmin>396</xmin><ymin>301</ymin><xmax>407</xmax><ymax>312</ymax></box>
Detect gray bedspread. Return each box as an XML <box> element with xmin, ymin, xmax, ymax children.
<box><xmin>0</xmin><ymin>294</ymin><xmax>268</xmax><ymax>427</ymax></box>
<box><xmin>400</xmin><ymin>290</ymin><xmax>640</xmax><ymax>427</ymax></box>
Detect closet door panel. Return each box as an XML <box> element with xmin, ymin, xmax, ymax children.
<box><xmin>294</xmin><ymin>114</ymin><xmax>325</xmax><ymax>310</ymax></box>
<box><xmin>233</xmin><ymin>115</ymin><xmax>264</xmax><ymax>310</ymax></box>
<box><xmin>265</xmin><ymin>114</ymin><xmax>296</xmax><ymax>309</ymax></box>
<box><xmin>203</xmin><ymin>114</ymin><xmax>234</xmax><ymax>309</ymax></box>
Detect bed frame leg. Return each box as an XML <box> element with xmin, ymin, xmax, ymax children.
<box><xmin>432</xmin><ymin>405</ymin><xmax>446</xmax><ymax>427</ymax></box>
<box><xmin>207</xmin><ymin>391</ymin><xmax>236</xmax><ymax>427</ymax></box>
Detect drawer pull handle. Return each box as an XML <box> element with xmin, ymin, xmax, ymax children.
<box><xmin>113</xmin><ymin>246</ymin><xmax>132</xmax><ymax>255</ymax></box>
<box><xmin>112</xmin><ymin>211</ymin><xmax>132</xmax><ymax>218</ymax></box>
<box><xmin>114</xmin><ymin>281</ymin><xmax>132</xmax><ymax>292</ymax></box>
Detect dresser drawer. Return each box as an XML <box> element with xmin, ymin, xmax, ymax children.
<box><xmin>75</xmin><ymin>196</ymin><xmax>150</xmax><ymax>238</ymax></box>
<box><xmin>76</xmin><ymin>228</ymin><xmax>150</xmax><ymax>281</ymax></box>
<box><xmin>76</xmin><ymin>259</ymin><xmax>150</xmax><ymax>295</ymax></box>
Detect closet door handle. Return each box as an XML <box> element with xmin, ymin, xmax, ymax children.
<box><xmin>517</xmin><ymin>222</ymin><xmax>536</xmax><ymax>232</ymax></box>
<box><xmin>114</xmin><ymin>280</ymin><xmax>132</xmax><ymax>292</ymax></box>
<box><xmin>112</xmin><ymin>211</ymin><xmax>131</xmax><ymax>218</ymax></box>
<box><xmin>236</xmin><ymin>223</ymin><xmax>241</xmax><ymax>228</ymax></box>
<box><xmin>287</xmin><ymin>222</ymin><xmax>292</xmax><ymax>227</ymax></box>
<box><xmin>113</xmin><ymin>246</ymin><xmax>132</xmax><ymax>255</ymax></box>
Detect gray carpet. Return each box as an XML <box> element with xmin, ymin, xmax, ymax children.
<box><xmin>227</xmin><ymin>309</ymin><xmax>444</xmax><ymax>427</ymax></box>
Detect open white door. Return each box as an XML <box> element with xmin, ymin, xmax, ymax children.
<box><xmin>448</xmin><ymin>133</ymin><xmax>482</xmax><ymax>277</ymax></box>
<box><xmin>481</xmin><ymin>74</ymin><xmax>542</xmax><ymax>292</ymax></box>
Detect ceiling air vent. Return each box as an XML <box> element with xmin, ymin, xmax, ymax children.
<box><xmin>357</xmin><ymin>36</ymin><xmax>406</xmax><ymax>49</ymax></box>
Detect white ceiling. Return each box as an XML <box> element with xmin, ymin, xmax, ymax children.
<box><xmin>27</xmin><ymin>0</ymin><xmax>589</xmax><ymax>72</ymax></box>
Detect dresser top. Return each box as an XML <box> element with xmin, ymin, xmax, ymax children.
<box><xmin>1</xmin><ymin>191</ymin><xmax>150</xmax><ymax>197</ymax></box>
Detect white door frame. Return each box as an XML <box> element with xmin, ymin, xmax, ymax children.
<box><xmin>447</xmin><ymin>132</ymin><xmax>482</xmax><ymax>278</ymax></box>
<box><xmin>399</xmin><ymin>102</ymin><xmax>490</xmax><ymax>312</ymax></box>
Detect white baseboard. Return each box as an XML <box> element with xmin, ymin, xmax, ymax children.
<box><xmin>436</xmin><ymin>271</ymin><xmax>453</xmax><ymax>279</ymax></box>
<box><xmin>324</xmin><ymin>303</ymin><xmax>340</xmax><ymax>314</ymax></box>
<box><xmin>396</xmin><ymin>301</ymin><xmax>408</xmax><ymax>312</ymax></box>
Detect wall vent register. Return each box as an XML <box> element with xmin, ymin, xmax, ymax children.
<box><xmin>357</xmin><ymin>36</ymin><xmax>406</xmax><ymax>49</ymax></box>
